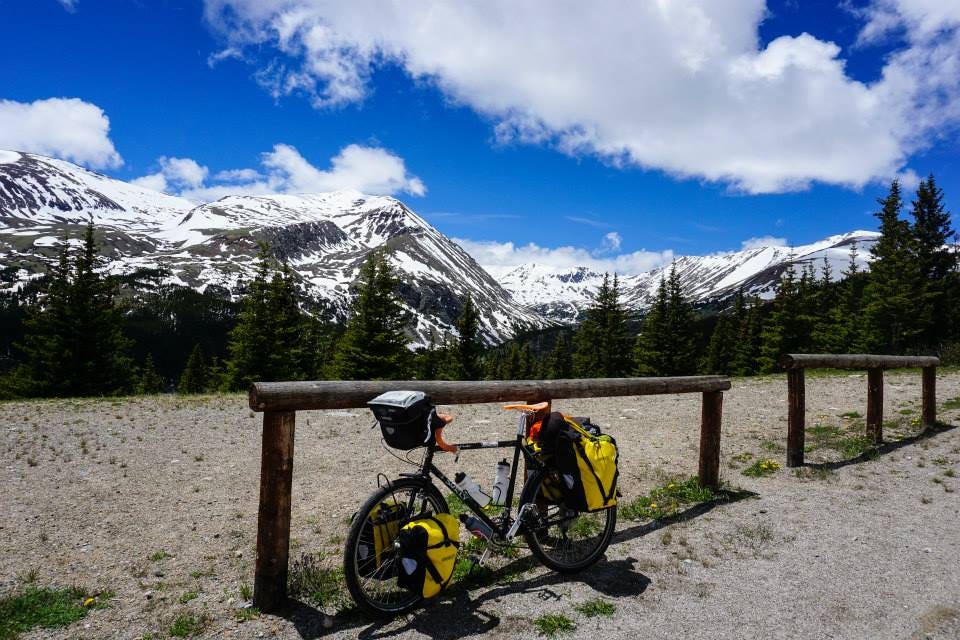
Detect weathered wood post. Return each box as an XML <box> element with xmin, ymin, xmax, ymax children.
<box><xmin>866</xmin><ymin>368</ymin><xmax>884</xmax><ymax>444</ymax></box>
<box><xmin>698</xmin><ymin>391</ymin><xmax>722</xmax><ymax>490</ymax></box>
<box><xmin>922</xmin><ymin>366</ymin><xmax>937</xmax><ymax>428</ymax></box>
<box><xmin>786</xmin><ymin>368</ymin><xmax>806</xmax><ymax>467</ymax></box>
<box><xmin>253</xmin><ymin>411</ymin><xmax>296</xmax><ymax>613</ymax></box>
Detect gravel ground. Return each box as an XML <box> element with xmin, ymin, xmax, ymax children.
<box><xmin>2</xmin><ymin>371</ymin><xmax>960</xmax><ymax>639</ymax></box>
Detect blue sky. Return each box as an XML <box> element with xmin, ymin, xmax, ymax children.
<box><xmin>1</xmin><ymin>0</ymin><xmax>958</xmax><ymax>274</ymax></box>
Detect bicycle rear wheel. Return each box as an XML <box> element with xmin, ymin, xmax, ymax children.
<box><xmin>521</xmin><ymin>469</ymin><xmax>616</xmax><ymax>573</ymax></box>
<box><xmin>343</xmin><ymin>477</ymin><xmax>448</xmax><ymax>617</ymax></box>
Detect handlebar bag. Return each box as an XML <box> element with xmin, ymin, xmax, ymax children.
<box><xmin>368</xmin><ymin>390</ymin><xmax>444</xmax><ymax>450</ymax></box>
<box><xmin>395</xmin><ymin>513</ymin><xmax>460</xmax><ymax>599</ymax></box>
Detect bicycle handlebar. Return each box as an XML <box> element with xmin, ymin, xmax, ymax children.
<box><xmin>433</xmin><ymin>427</ymin><xmax>459</xmax><ymax>453</ymax></box>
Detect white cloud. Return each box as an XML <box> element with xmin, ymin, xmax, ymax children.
<box><xmin>454</xmin><ymin>238</ymin><xmax>674</xmax><ymax>277</ymax></box>
<box><xmin>132</xmin><ymin>156</ymin><xmax>209</xmax><ymax>193</ymax></box>
<box><xmin>740</xmin><ymin>235</ymin><xmax>787</xmax><ymax>250</ymax></box>
<box><xmin>0</xmin><ymin>97</ymin><xmax>121</xmax><ymax>168</ymax></box>
<box><xmin>134</xmin><ymin>143</ymin><xmax>425</xmax><ymax>202</ymax></box>
<box><xmin>565</xmin><ymin>215</ymin><xmax>611</xmax><ymax>229</ymax></box>
<box><xmin>58</xmin><ymin>0</ymin><xmax>77</xmax><ymax>13</ymax></box>
<box><xmin>203</xmin><ymin>1</ymin><xmax>960</xmax><ymax>194</ymax></box>
<box><xmin>602</xmin><ymin>231</ymin><xmax>622</xmax><ymax>252</ymax></box>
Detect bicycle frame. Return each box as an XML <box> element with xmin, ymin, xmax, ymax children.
<box><xmin>401</xmin><ymin>411</ymin><xmax>543</xmax><ymax>540</ymax></box>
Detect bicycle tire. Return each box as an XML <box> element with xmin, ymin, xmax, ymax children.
<box><xmin>520</xmin><ymin>469</ymin><xmax>617</xmax><ymax>573</ymax></box>
<box><xmin>343</xmin><ymin>477</ymin><xmax>448</xmax><ymax>617</ymax></box>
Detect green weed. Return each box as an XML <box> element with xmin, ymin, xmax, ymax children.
<box><xmin>574</xmin><ymin>599</ymin><xmax>616</xmax><ymax>617</ymax></box>
<box><xmin>742</xmin><ymin>459</ymin><xmax>781</xmax><ymax>477</ymax></box>
<box><xmin>534</xmin><ymin>613</ymin><xmax>576</xmax><ymax>636</ymax></box>
<box><xmin>287</xmin><ymin>553</ymin><xmax>347</xmax><ymax>609</ymax></box>
<box><xmin>0</xmin><ymin>586</ymin><xmax>109</xmax><ymax>640</ymax></box>
<box><xmin>168</xmin><ymin>614</ymin><xmax>206</xmax><ymax>638</ymax></box>
<box><xmin>620</xmin><ymin>476</ymin><xmax>714</xmax><ymax>521</ymax></box>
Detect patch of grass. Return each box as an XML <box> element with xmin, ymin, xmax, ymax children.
<box><xmin>178</xmin><ymin>591</ymin><xmax>198</xmax><ymax>604</ymax></box>
<box><xmin>760</xmin><ymin>440</ymin><xmax>784</xmax><ymax>453</ymax></box>
<box><xmin>742</xmin><ymin>459</ymin><xmax>781</xmax><ymax>477</ymax></box>
<box><xmin>234</xmin><ymin>607</ymin><xmax>259</xmax><ymax>622</ymax></box>
<box><xmin>944</xmin><ymin>469</ymin><xmax>956</xmax><ymax>478</ymax></box>
<box><xmin>168</xmin><ymin>614</ymin><xmax>206</xmax><ymax>638</ymax></box>
<box><xmin>731</xmin><ymin>452</ymin><xmax>753</xmax><ymax>464</ymax></box>
<box><xmin>287</xmin><ymin>553</ymin><xmax>347</xmax><ymax>609</ymax></box>
<box><xmin>148</xmin><ymin>551</ymin><xmax>169</xmax><ymax>562</ymax></box>
<box><xmin>188</xmin><ymin>568</ymin><xmax>215</xmax><ymax>579</ymax></box>
<box><xmin>942</xmin><ymin>396</ymin><xmax>960</xmax><ymax>411</ymax></box>
<box><xmin>839</xmin><ymin>411</ymin><xmax>862</xmax><ymax>419</ymax></box>
<box><xmin>0</xmin><ymin>586</ymin><xmax>94</xmax><ymax>639</ymax></box>
<box><xmin>806</xmin><ymin>423</ymin><xmax>877</xmax><ymax>459</ymax></box>
<box><xmin>238</xmin><ymin>584</ymin><xmax>252</xmax><ymax>601</ymax></box>
<box><xmin>574</xmin><ymin>599</ymin><xmax>616</xmax><ymax>617</ymax></box>
<box><xmin>445</xmin><ymin>493</ymin><xmax>469</xmax><ymax>517</ymax></box>
<box><xmin>620</xmin><ymin>476</ymin><xmax>715</xmax><ymax>521</ymax></box>
<box><xmin>899</xmin><ymin>408</ymin><xmax>915</xmax><ymax>415</ymax></box>
<box><xmin>837</xmin><ymin>435</ymin><xmax>875</xmax><ymax>458</ymax></box>
<box><xmin>534</xmin><ymin>613</ymin><xmax>576</xmax><ymax>636</ymax></box>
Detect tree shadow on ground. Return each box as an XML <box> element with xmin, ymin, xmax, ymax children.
<box><xmin>281</xmin><ymin>491</ymin><xmax>752</xmax><ymax>638</ymax></box>
<box><xmin>611</xmin><ymin>488</ymin><xmax>757</xmax><ymax>546</ymax></box>
<box><xmin>804</xmin><ymin>421</ymin><xmax>957</xmax><ymax>472</ymax></box>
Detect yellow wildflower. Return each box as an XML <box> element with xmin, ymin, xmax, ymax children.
<box><xmin>83</xmin><ymin>597</ymin><xmax>95</xmax><ymax>607</ymax></box>
<box><xmin>649</xmin><ymin>503</ymin><xmax>658</xmax><ymax>509</ymax></box>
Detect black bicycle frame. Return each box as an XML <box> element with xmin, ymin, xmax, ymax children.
<box><xmin>409</xmin><ymin>422</ymin><xmax>543</xmax><ymax>538</ymax></box>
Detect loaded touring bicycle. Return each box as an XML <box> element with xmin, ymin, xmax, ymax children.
<box><xmin>343</xmin><ymin>390</ymin><xmax>620</xmax><ymax>616</ymax></box>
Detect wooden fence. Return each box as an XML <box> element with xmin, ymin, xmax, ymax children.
<box><xmin>778</xmin><ymin>354</ymin><xmax>940</xmax><ymax>467</ymax></box>
<box><xmin>247</xmin><ymin>375</ymin><xmax>731</xmax><ymax>613</ymax></box>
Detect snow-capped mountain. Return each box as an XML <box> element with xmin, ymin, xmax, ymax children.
<box><xmin>1</xmin><ymin>150</ymin><xmax>884</xmax><ymax>339</ymax></box>
<box><xmin>491</xmin><ymin>231</ymin><xmax>879</xmax><ymax>322</ymax></box>
<box><xmin>0</xmin><ymin>151</ymin><xmax>546</xmax><ymax>346</ymax></box>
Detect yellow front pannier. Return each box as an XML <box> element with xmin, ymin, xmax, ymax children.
<box><xmin>355</xmin><ymin>499</ymin><xmax>406</xmax><ymax>578</ymax></box>
<box><xmin>395</xmin><ymin>513</ymin><xmax>460</xmax><ymax>599</ymax></box>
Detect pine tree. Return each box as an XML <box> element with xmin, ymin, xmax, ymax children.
<box><xmin>664</xmin><ymin>264</ymin><xmax>698</xmax><ymax>374</ymax></box>
<box><xmin>573</xmin><ymin>273</ymin><xmax>633</xmax><ymax>377</ymax></box>
<box><xmin>136</xmin><ymin>354</ymin><xmax>165</xmax><ymax>394</ymax></box>
<box><xmin>633</xmin><ymin>275</ymin><xmax>669</xmax><ymax>376</ymax></box>
<box><xmin>859</xmin><ymin>181</ymin><xmax>922</xmax><ymax>353</ymax></box>
<box><xmin>547</xmin><ymin>332</ymin><xmax>573</xmax><ymax>379</ymax></box>
<box><xmin>758</xmin><ymin>261</ymin><xmax>802</xmax><ymax>372</ymax></box>
<box><xmin>704</xmin><ymin>313</ymin><xmax>736</xmax><ymax>375</ymax></box>
<box><xmin>909</xmin><ymin>175</ymin><xmax>954</xmax><ymax>350</ymax></box>
<box><xmin>14</xmin><ymin>224</ymin><xmax>133</xmax><ymax>397</ymax></box>
<box><xmin>178</xmin><ymin>345</ymin><xmax>209</xmax><ymax>394</ymax></box>
<box><xmin>730</xmin><ymin>295</ymin><xmax>763</xmax><ymax>376</ymax></box>
<box><xmin>332</xmin><ymin>250</ymin><xmax>410</xmax><ymax>380</ymax></box>
<box><xmin>501</xmin><ymin>343</ymin><xmax>521</xmax><ymax>379</ymax></box>
<box><xmin>450</xmin><ymin>294</ymin><xmax>483</xmax><ymax>380</ymax></box>
<box><xmin>223</xmin><ymin>246</ymin><xmax>276</xmax><ymax>389</ymax></box>
<box><xmin>519</xmin><ymin>342</ymin><xmax>534</xmax><ymax>379</ymax></box>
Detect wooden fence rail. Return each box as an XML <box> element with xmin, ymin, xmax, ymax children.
<box><xmin>778</xmin><ymin>354</ymin><xmax>940</xmax><ymax>467</ymax></box>
<box><xmin>247</xmin><ymin>375</ymin><xmax>731</xmax><ymax>613</ymax></box>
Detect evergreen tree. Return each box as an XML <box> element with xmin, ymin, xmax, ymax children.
<box><xmin>546</xmin><ymin>332</ymin><xmax>573</xmax><ymax>379</ymax></box>
<box><xmin>14</xmin><ymin>225</ymin><xmax>133</xmax><ymax>397</ymax></box>
<box><xmin>909</xmin><ymin>175</ymin><xmax>954</xmax><ymax>350</ymax></box>
<box><xmin>730</xmin><ymin>295</ymin><xmax>763</xmax><ymax>376</ymax></box>
<box><xmin>634</xmin><ymin>265</ymin><xmax>697</xmax><ymax>376</ymax></box>
<box><xmin>484</xmin><ymin>348</ymin><xmax>504</xmax><ymax>380</ymax></box>
<box><xmin>450</xmin><ymin>294</ymin><xmax>483</xmax><ymax>380</ymax></box>
<box><xmin>332</xmin><ymin>250</ymin><xmax>410</xmax><ymax>380</ymax></box>
<box><xmin>136</xmin><ymin>354</ymin><xmax>165</xmax><ymax>394</ymax></box>
<box><xmin>758</xmin><ymin>261</ymin><xmax>802</xmax><ymax>372</ymax></box>
<box><xmin>223</xmin><ymin>246</ymin><xmax>277</xmax><ymax>389</ymax></box>
<box><xmin>573</xmin><ymin>273</ymin><xmax>633</xmax><ymax>377</ymax></box>
<box><xmin>178</xmin><ymin>345</ymin><xmax>209</xmax><ymax>394</ymax></box>
<box><xmin>501</xmin><ymin>343</ymin><xmax>521</xmax><ymax>379</ymax></box>
<box><xmin>519</xmin><ymin>342</ymin><xmax>534</xmax><ymax>379</ymax></box>
<box><xmin>859</xmin><ymin>181</ymin><xmax>922</xmax><ymax>353</ymax></box>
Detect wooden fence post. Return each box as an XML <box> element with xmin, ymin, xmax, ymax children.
<box><xmin>253</xmin><ymin>411</ymin><xmax>296</xmax><ymax>613</ymax></box>
<box><xmin>922</xmin><ymin>366</ymin><xmax>937</xmax><ymax>428</ymax></box>
<box><xmin>698</xmin><ymin>391</ymin><xmax>723</xmax><ymax>490</ymax></box>
<box><xmin>866</xmin><ymin>368</ymin><xmax>884</xmax><ymax>444</ymax></box>
<box><xmin>786</xmin><ymin>368</ymin><xmax>806</xmax><ymax>467</ymax></box>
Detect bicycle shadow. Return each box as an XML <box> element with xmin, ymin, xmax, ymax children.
<box><xmin>282</xmin><ymin>556</ymin><xmax>650</xmax><ymax>639</ymax></box>
<box><xmin>803</xmin><ymin>421</ymin><xmax>957</xmax><ymax>472</ymax></box>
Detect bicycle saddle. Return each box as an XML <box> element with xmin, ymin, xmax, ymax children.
<box><xmin>502</xmin><ymin>402</ymin><xmax>549</xmax><ymax>413</ymax></box>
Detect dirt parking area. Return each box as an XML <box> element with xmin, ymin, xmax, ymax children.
<box><xmin>3</xmin><ymin>371</ymin><xmax>960</xmax><ymax>639</ymax></box>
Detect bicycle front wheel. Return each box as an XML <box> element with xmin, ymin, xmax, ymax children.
<box><xmin>343</xmin><ymin>477</ymin><xmax>448</xmax><ymax>617</ymax></box>
<box><xmin>521</xmin><ymin>469</ymin><xmax>617</xmax><ymax>573</ymax></box>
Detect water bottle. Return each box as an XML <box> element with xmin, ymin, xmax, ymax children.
<box><xmin>454</xmin><ymin>471</ymin><xmax>491</xmax><ymax>507</ymax></box>
<box><xmin>491</xmin><ymin>459</ymin><xmax>510</xmax><ymax>506</ymax></box>
<box><xmin>460</xmin><ymin>513</ymin><xmax>494</xmax><ymax>540</ymax></box>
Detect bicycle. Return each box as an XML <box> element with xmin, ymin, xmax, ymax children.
<box><xmin>343</xmin><ymin>401</ymin><xmax>618</xmax><ymax>617</ymax></box>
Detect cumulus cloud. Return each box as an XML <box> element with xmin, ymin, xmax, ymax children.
<box><xmin>57</xmin><ymin>0</ymin><xmax>77</xmax><ymax>12</ymax></box>
<box><xmin>0</xmin><ymin>97</ymin><xmax>121</xmax><ymax>168</ymax></box>
<box><xmin>601</xmin><ymin>231</ymin><xmax>622</xmax><ymax>252</ymax></box>
<box><xmin>202</xmin><ymin>1</ymin><xmax>960</xmax><ymax>194</ymax></box>
<box><xmin>740</xmin><ymin>235</ymin><xmax>788</xmax><ymax>251</ymax></box>
<box><xmin>132</xmin><ymin>156</ymin><xmax>209</xmax><ymax>193</ymax></box>
<box><xmin>454</xmin><ymin>238</ymin><xmax>674</xmax><ymax>277</ymax></box>
<box><xmin>133</xmin><ymin>143</ymin><xmax>425</xmax><ymax>203</ymax></box>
